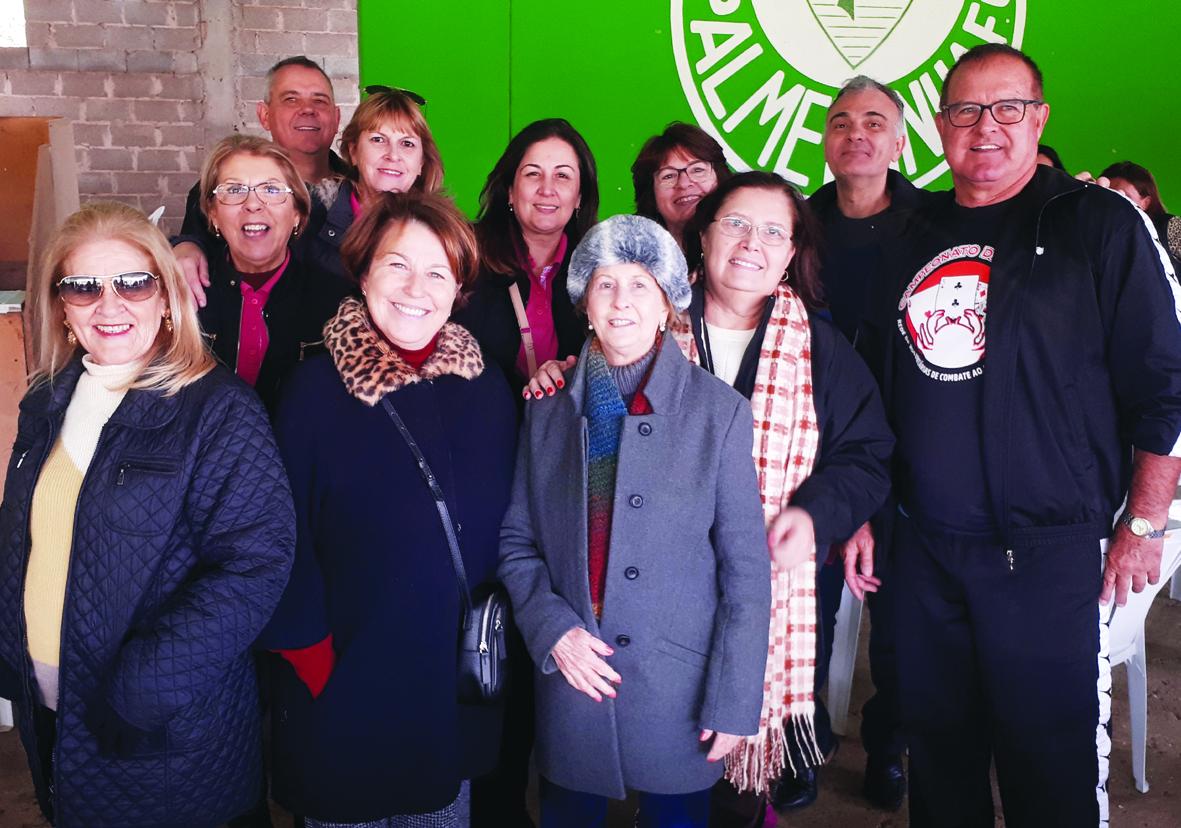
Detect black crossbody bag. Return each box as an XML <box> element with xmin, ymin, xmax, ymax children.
<box><xmin>381</xmin><ymin>396</ymin><xmax>509</xmax><ymax>704</ymax></box>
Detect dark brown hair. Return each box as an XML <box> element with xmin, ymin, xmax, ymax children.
<box><xmin>340</xmin><ymin>89</ymin><xmax>444</xmax><ymax>196</ymax></box>
<box><xmin>1100</xmin><ymin>161</ymin><xmax>1168</xmax><ymax>219</ymax></box>
<box><xmin>683</xmin><ymin>171</ymin><xmax>824</xmax><ymax>310</ymax></box>
<box><xmin>631</xmin><ymin>122</ymin><xmax>731</xmax><ymax>226</ymax></box>
<box><xmin>940</xmin><ymin>43</ymin><xmax>1044</xmax><ymax>107</ymax></box>
<box><xmin>340</xmin><ymin>192</ymin><xmax>479</xmax><ymax>306</ymax></box>
<box><xmin>474</xmin><ymin>118</ymin><xmax>599</xmax><ymax>276</ymax></box>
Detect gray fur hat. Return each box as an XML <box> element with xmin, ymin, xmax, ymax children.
<box><xmin>567</xmin><ymin>214</ymin><xmax>691</xmax><ymax>312</ymax></box>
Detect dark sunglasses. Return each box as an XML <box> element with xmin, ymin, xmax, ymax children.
<box><xmin>56</xmin><ymin>271</ymin><xmax>161</xmax><ymax>306</ymax></box>
<box><xmin>361</xmin><ymin>84</ymin><xmax>427</xmax><ymax>107</ymax></box>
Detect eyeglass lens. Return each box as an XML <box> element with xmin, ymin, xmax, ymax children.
<box><xmin>58</xmin><ymin>272</ymin><xmax>160</xmax><ymax>305</ymax></box>
<box><xmin>656</xmin><ymin>163</ymin><xmax>712</xmax><ymax>188</ymax></box>
<box><xmin>717</xmin><ymin>216</ymin><xmax>789</xmax><ymax>246</ymax></box>
<box><xmin>214</xmin><ymin>183</ymin><xmax>291</xmax><ymax>205</ymax></box>
<box><xmin>946</xmin><ymin>99</ymin><xmax>1038</xmax><ymax>127</ymax></box>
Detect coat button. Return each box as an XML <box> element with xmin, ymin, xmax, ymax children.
<box><xmin>615</xmin><ymin>634</ymin><xmax>630</xmax><ymax>647</ymax></box>
<box><xmin>624</xmin><ymin>566</ymin><xmax>639</xmax><ymax>580</ymax></box>
<box><xmin>629</xmin><ymin>494</ymin><xmax>644</xmax><ymax>508</ymax></box>
<box><xmin>638</xmin><ymin>422</ymin><xmax>652</xmax><ymax>436</ymax></box>
<box><xmin>328</xmin><ymin>228</ymin><xmax>336</xmax><ymax>237</ymax></box>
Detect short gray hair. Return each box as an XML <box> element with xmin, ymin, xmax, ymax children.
<box><xmin>263</xmin><ymin>55</ymin><xmax>333</xmax><ymax>105</ymax></box>
<box><xmin>831</xmin><ymin>76</ymin><xmax>906</xmax><ymax>138</ymax></box>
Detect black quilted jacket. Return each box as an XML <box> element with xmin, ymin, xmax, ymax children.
<box><xmin>0</xmin><ymin>360</ymin><xmax>295</xmax><ymax>828</ymax></box>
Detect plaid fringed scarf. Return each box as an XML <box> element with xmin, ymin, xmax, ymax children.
<box><xmin>583</xmin><ymin>339</ymin><xmax>655</xmax><ymax>619</ymax></box>
<box><xmin>671</xmin><ymin>284</ymin><xmax>821</xmax><ymax>793</ymax></box>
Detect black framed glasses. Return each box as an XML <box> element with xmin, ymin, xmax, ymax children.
<box><xmin>714</xmin><ymin>215</ymin><xmax>791</xmax><ymax>246</ymax></box>
<box><xmin>655</xmin><ymin>161</ymin><xmax>715</xmax><ymax>189</ymax></box>
<box><xmin>941</xmin><ymin>98</ymin><xmax>1044</xmax><ymax>128</ymax></box>
<box><xmin>211</xmin><ymin>182</ymin><xmax>295</xmax><ymax>206</ymax></box>
<box><xmin>361</xmin><ymin>84</ymin><xmax>427</xmax><ymax>107</ymax></box>
<box><xmin>57</xmin><ymin>271</ymin><xmax>160</xmax><ymax>306</ymax></box>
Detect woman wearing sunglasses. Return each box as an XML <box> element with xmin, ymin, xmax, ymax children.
<box><xmin>631</xmin><ymin>122</ymin><xmax>731</xmax><ymax>251</ymax></box>
<box><xmin>309</xmin><ymin>87</ymin><xmax>444</xmax><ymax>280</ymax></box>
<box><xmin>0</xmin><ymin>201</ymin><xmax>295</xmax><ymax>827</ymax></box>
<box><xmin>197</xmin><ymin>134</ymin><xmax>352</xmax><ymax>413</ymax></box>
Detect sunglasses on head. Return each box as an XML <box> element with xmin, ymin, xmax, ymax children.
<box><xmin>361</xmin><ymin>84</ymin><xmax>427</xmax><ymax>107</ymax></box>
<box><xmin>56</xmin><ymin>271</ymin><xmax>161</xmax><ymax>306</ymax></box>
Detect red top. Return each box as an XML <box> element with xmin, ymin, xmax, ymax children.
<box><xmin>513</xmin><ymin>234</ymin><xmax>567</xmax><ymax>378</ymax></box>
<box><xmin>235</xmin><ymin>251</ymin><xmax>291</xmax><ymax>387</ymax></box>
<box><xmin>390</xmin><ymin>336</ymin><xmax>438</xmax><ymax>371</ymax></box>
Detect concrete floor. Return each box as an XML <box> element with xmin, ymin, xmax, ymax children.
<box><xmin>3</xmin><ymin>593</ymin><xmax>1180</xmax><ymax>827</ymax></box>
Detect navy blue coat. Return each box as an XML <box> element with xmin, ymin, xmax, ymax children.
<box><xmin>0</xmin><ymin>361</ymin><xmax>295</xmax><ymax>828</ymax></box>
<box><xmin>257</xmin><ymin>316</ymin><xmax>518</xmax><ymax>821</ymax></box>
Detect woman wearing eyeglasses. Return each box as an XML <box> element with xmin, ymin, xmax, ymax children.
<box><xmin>631</xmin><ymin>122</ymin><xmax>731</xmax><ymax>250</ymax></box>
<box><xmin>0</xmin><ymin>201</ymin><xmax>295</xmax><ymax>827</ymax></box>
<box><xmin>308</xmin><ymin>88</ymin><xmax>444</xmax><ymax>281</ymax></box>
<box><xmin>197</xmin><ymin>135</ymin><xmax>352</xmax><ymax>413</ymax></box>
<box><xmin>526</xmin><ymin>172</ymin><xmax>893</xmax><ymax>823</ymax></box>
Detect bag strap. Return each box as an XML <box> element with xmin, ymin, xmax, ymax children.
<box><xmin>508</xmin><ymin>282</ymin><xmax>538</xmax><ymax>377</ymax></box>
<box><xmin>380</xmin><ymin>396</ymin><xmax>475</xmax><ymax>622</ymax></box>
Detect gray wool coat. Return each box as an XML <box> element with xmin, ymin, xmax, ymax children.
<box><xmin>498</xmin><ymin>334</ymin><xmax>772</xmax><ymax>799</ymax></box>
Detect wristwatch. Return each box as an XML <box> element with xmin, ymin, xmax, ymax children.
<box><xmin>1118</xmin><ymin>512</ymin><xmax>1166</xmax><ymax>539</ymax></box>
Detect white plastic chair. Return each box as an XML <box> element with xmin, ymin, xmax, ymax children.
<box><xmin>1103</xmin><ymin>527</ymin><xmax>1181</xmax><ymax>794</ymax></box>
<box><xmin>826</xmin><ymin>582</ymin><xmax>862</xmax><ymax>736</ymax></box>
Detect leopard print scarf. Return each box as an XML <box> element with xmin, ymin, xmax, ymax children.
<box><xmin>323</xmin><ymin>297</ymin><xmax>485</xmax><ymax>406</ymax></box>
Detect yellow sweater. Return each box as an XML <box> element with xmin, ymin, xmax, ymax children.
<box><xmin>24</xmin><ymin>357</ymin><xmax>134</xmax><ymax>710</ymax></box>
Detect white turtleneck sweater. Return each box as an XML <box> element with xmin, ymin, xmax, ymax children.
<box><xmin>25</xmin><ymin>356</ymin><xmax>138</xmax><ymax>710</ymax></box>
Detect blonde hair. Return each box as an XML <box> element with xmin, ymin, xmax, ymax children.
<box><xmin>198</xmin><ymin>134</ymin><xmax>312</xmax><ymax>234</ymax></box>
<box><xmin>30</xmin><ymin>201</ymin><xmax>215</xmax><ymax>395</ymax></box>
<box><xmin>340</xmin><ymin>90</ymin><xmax>443</xmax><ymax>195</ymax></box>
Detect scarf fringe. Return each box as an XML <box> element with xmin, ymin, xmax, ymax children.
<box><xmin>723</xmin><ymin>710</ymin><xmax>823</xmax><ymax>795</ymax></box>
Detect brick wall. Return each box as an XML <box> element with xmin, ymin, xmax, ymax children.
<box><xmin>0</xmin><ymin>1</ymin><xmax>359</xmax><ymax>236</ymax></box>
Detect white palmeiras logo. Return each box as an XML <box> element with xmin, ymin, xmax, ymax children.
<box><xmin>671</xmin><ymin>0</ymin><xmax>1026</xmax><ymax>191</ymax></box>
<box><xmin>898</xmin><ymin>244</ymin><xmax>992</xmax><ymax>382</ymax></box>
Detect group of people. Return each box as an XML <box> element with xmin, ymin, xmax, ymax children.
<box><xmin>1</xmin><ymin>41</ymin><xmax>1180</xmax><ymax>828</ymax></box>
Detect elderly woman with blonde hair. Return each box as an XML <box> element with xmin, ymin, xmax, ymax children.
<box><xmin>0</xmin><ymin>201</ymin><xmax>295</xmax><ymax>828</ymax></box>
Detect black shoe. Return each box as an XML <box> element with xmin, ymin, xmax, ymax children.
<box><xmin>862</xmin><ymin>753</ymin><xmax>907</xmax><ymax>811</ymax></box>
<box><xmin>770</xmin><ymin>766</ymin><xmax>818</xmax><ymax>812</ymax></box>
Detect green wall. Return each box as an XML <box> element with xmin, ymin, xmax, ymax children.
<box><xmin>358</xmin><ymin>1</ymin><xmax>1180</xmax><ymax>219</ymax></box>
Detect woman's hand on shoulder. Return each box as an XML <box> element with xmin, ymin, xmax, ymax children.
<box><xmin>523</xmin><ymin>356</ymin><xmax>578</xmax><ymax>401</ymax></box>
<box><xmin>700</xmin><ymin>729</ymin><xmax>743</xmax><ymax>763</ymax></box>
<box><xmin>767</xmin><ymin>506</ymin><xmax>815</xmax><ymax>572</ymax></box>
<box><xmin>550</xmin><ymin>626</ymin><xmax>621</xmax><ymax>702</ymax></box>
<box><xmin>173</xmin><ymin>241</ymin><xmax>210</xmax><ymax>308</ymax></box>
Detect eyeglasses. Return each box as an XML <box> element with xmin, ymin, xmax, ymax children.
<box><xmin>361</xmin><ymin>84</ymin><xmax>427</xmax><ymax>107</ymax></box>
<box><xmin>655</xmin><ymin>161</ymin><xmax>714</xmax><ymax>189</ymax></box>
<box><xmin>941</xmin><ymin>98</ymin><xmax>1044</xmax><ymax>128</ymax></box>
<box><xmin>211</xmin><ymin>182</ymin><xmax>295</xmax><ymax>206</ymax></box>
<box><xmin>714</xmin><ymin>215</ymin><xmax>791</xmax><ymax>246</ymax></box>
<box><xmin>57</xmin><ymin>271</ymin><xmax>161</xmax><ymax>306</ymax></box>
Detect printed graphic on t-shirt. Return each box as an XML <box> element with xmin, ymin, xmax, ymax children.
<box><xmin>897</xmin><ymin>243</ymin><xmax>992</xmax><ymax>381</ymax></box>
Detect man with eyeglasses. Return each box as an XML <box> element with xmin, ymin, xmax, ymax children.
<box><xmin>173</xmin><ymin>56</ymin><xmax>345</xmax><ymax>307</ymax></box>
<box><xmin>771</xmin><ymin>75</ymin><xmax>931</xmax><ymax>817</ymax></box>
<box><xmin>858</xmin><ymin>43</ymin><xmax>1181</xmax><ymax>827</ymax></box>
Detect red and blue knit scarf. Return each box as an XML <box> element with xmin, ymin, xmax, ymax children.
<box><xmin>584</xmin><ymin>339</ymin><xmax>654</xmax><ymax>618</ymax></box>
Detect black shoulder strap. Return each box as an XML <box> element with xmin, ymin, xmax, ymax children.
<box><xmin>380</xmin><ymin>396</ymin><xmax>474</xmax><ymax>620</ymax></box>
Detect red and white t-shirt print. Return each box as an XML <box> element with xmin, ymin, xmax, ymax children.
<box><xmin>897</xmin><ymin>243</ymin><xmax>993</xmax><ymax>382</ymax></box>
